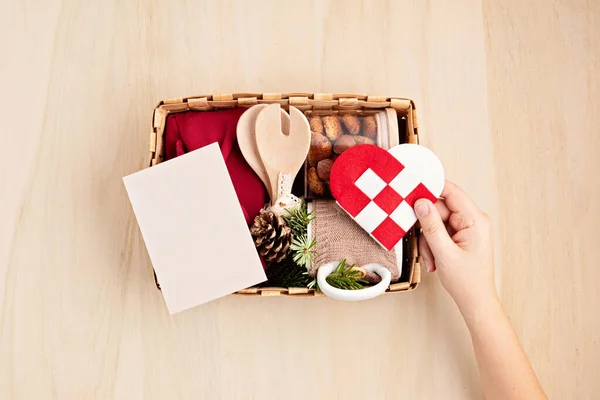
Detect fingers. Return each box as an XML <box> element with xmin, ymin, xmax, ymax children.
<box><xmin>419</xmin><ymin>199</ymin><xmax>448</xmax><ymax>273</ymax></box>
<box><xmin>435</xmin><ymin>198</ymin><xmax>451</xmax><ymax>222</ymax></box>
<box><xmin>440</xmin><ymin>180</ymin><xmax>483</xmax><ymax>233</ymax></box>
<box><xmin>440</xmin><ymin>180</ymin><xmax>480</xmax><ymax>219</ymax></box>
<box><xmin>419</xmin><ymin>236</ymin><xmax>436</xmax><ymax>273</ymax></box>
<box><xmin>449</xmin><ymin>211</ymin><xmax>476</xmax><ymax>231</ymax></box>
<box><xmin>414</xmin><ymin>199</ymin><xmax>456</xmax><ymax>257</ymax></box>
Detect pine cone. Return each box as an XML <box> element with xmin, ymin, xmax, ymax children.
<box><xmin>250</xmin><ymin>210</ymin><xmax>293</xmax><ymax>263</ymax></box>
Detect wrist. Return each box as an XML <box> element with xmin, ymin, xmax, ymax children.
<box><xmin>455</xmin><ymin>286</ymin><xmax>502</xmax><ymax>328</ymax></box>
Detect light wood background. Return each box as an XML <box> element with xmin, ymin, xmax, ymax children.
<box><xmin>1</xmin><ymin>1</ymin><xmax>598</xmax><ymax>399</ymax></box>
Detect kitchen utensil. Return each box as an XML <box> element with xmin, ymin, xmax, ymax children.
<box><xmin>237</xmin><ymin>105</ymin><xmax>290</xmax><ymax>203</ymax></box>
<box><xmin>255</xmin><ymin>104</ymin><xmax>311</xmax><ymax>206</ymax></box>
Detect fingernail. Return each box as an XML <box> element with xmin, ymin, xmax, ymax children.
<box><xmin>415</xmin><ymin>200</ymin><xmax>429</xmax><ymax>217</ymax></box>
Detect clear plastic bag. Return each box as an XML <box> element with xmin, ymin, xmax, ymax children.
<box><xmin>304</xmin><ymin>109</ymin><xmax>399</xmax><ymax>199</ymax></box>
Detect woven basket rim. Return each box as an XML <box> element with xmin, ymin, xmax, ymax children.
<box><xmin>147</xmin><ymin>92</ymin><xmax>422</xmax><ymax>297</ymax></box>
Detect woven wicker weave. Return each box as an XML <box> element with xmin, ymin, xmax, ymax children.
<box><xmin>148</xmin><ymin>93</ymin><xmax>422</xmax><ymax>297</ymax></box>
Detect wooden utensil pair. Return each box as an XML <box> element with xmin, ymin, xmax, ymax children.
<box><xmin>237</xmin><ymin>104</ymin><xmax>311</xmax><ymax>207</ymax></box>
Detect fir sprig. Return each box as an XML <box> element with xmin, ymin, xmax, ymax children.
<box><xmin>261</xmin><ymin>202</ymin><xmax>317</xmax><ymax>288</ymax></box>
<box><xmin>283</xmin><ymin>203</ymin><xmax>317</xmax><ymax>272</ymax></box>
<box><xmin>283</xmin><ymin>203</ymin><xmax>315</xmax><ymax>237</ymax></box>
<box><xmin>307</xmin><ymin>259</ymin><xmax>368</xmax><ymax>291</ymax></box>
<box><xmin>261</xmin><ymin>257</ymin><xmax>312</xmax><ymax>288</ymax></box>
<box><xmin>290</xmin><ymin>234</ymin><xmax>316</xmax><ymax>268</ymax></box>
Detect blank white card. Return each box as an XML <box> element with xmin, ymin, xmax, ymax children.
<box><xmin>123</xmin><ymin>143</ymin><xmax>266</xmax><ymax>314</ymax></box>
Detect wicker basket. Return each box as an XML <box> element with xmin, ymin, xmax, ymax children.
<box><xmin>148</xmin><ymin>92</ymin><xmax>422</xmax><ymax>297</ymax></box>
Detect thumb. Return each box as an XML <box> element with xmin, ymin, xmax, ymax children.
<box><xmin>414</xmin><ymin>199</ymin><xmax>455</xmax><ymax>256</ymax></box>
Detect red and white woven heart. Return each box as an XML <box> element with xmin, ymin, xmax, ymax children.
<box><xmin>330</xmin><ymin>144</ymin><xmax>444</xmax><ymax>251</ymax></box>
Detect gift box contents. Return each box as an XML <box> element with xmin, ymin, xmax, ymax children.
<box><xmin>125</xmin><ymin>94</ymin><xmax>442</xmax><ymax>312</ymax></box>
<box><xmin>304</xmin><ymin>110</ymin><xmax>404</xmax><ymax>199</ymax></box>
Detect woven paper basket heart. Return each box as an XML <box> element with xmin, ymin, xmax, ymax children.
<box><xmin>330</xmin><ymin>144</ymin><xmax>445</xmax><ymax>250</ymax></box>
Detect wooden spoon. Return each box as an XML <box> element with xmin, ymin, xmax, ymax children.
<box><xmin>237</xmin><ymin>105</ymin><xmax>290</xmax><ymax>203</ymax></box>
<box><xmin>255</xmin><ymin>104</ymin><xmax>311</xmax><ymax>206</ymax></box>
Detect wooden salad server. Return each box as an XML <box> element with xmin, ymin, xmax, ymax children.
<box><xmin>237</xmin><ymin>104</ymin><xmax>290</xmax><ymax>203</ymax></box>
<box><xmin>255</xmin><ymin>104</ymin><xmax>311</xmax><ymax>207</ymax></box>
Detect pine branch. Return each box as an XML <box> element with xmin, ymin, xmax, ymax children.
<box><xmin>326</xmin><ymin>259</ymin><xmax>368</xmax><ymax>290</ymax></box>
<box><xmin>283</xmin><ymin>202</ymin><xmax>317</xmax><ymax>274</ymax></box>
<box><xmin>307</xmin><ymin>259</ymin><xmax>368</xmax><ymax>291</ymax></box>
<box><xmin>260</xmin><ymin>202</ymin><xmax>318</xmax><ymax>289</ymax></box>
<box><xmin>261</xmin><ymin>256</ymin><xmax>312</xmax><ymax>288</ymax></box>
<box><xmin>283</xmin><ymin>202</ymin><xmax>315</xmax><ymax>237</ymax></box>
<box><xmin>290</xmin><ymin>234</ymin><xmax>316</xmax><ymax>268</ymax></box>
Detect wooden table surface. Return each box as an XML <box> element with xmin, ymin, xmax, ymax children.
<box><xmin>1</xmin><ymin>1</ymin><xmax>598</xmax><ymax>399</ymax></box>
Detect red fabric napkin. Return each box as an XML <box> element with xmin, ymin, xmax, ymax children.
<box><xmin>164</xmin><ymin>108</ymin><xmax>266</xmax><ymax>225</ymax></box>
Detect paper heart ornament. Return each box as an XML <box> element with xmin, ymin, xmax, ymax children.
<box><xmin>330</xmin><ymin>144</ymin><xmax>444</xmax><ymax>250</ymax></box>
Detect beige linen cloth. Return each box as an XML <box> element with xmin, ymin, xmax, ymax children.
<box><xmin>309</xmin><ymin>200</ymin><xmax>400</xmax><ymax>283</ymax></box>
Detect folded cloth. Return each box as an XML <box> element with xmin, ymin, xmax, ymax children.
<box><xmin>164</xmin><ymin>108</ymin><xmax>266</xmax><ymax>225</ymax></box>
<box><xmin>310</xmin><ymin>200</ymin><xmax>400</xmax><ymax>283</ymax></box>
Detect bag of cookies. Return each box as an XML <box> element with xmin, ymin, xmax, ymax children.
<box><xmin>304</xmin><ymin>109</ymin><xmax>399</xmax><ymax>199</ymax></box>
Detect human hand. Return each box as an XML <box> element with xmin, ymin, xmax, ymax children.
<box><xmin>414</xmin><ymin>180</ymin><xmax>496</xmax><ymax>310</ymax></box>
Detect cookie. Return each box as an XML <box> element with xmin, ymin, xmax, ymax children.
<box><xmin>353</xmin><ymin>136</ymin><xmax>375</xmax><ymax>145</ymax></box>
<box><xmin>308</xmin><ymin>132</ymin><xmax>332</xmax><ymax>166</ymax></box>
<box><xmin>308</xmin><ymin>167</ymin><xmax>326</xmax><ymax>195</ymax></box>
<box><xmin>309</xmin><ymin>115</ymin><xmax>324</xmax><ymax>135</ymax></box>
<box><xmin>362</xmin><ymin>115</ymin><xmax>377</xmax><ymax>138</ymax></box>
<box><xmin>323</xmin><ymin>115</ymin><xmax>343</xmax><ymax>141</ymax></box>
<box><xmin>341</xmin><ymin>114</ymin><xmax>361</xmax><ymax>135</ymax></box>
